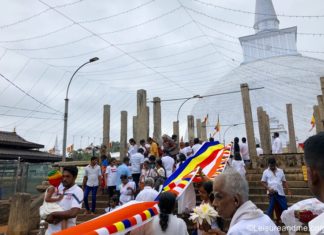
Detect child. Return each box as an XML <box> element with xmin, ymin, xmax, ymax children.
<box><xmin>105</xmin><ymin>158</ymin><xmax>118</xmax><ymax>199</ymax></box>
<box><xmin>105</xmin><ymin>194</ymin><xmax>119</xmax><ymax>213</ymax></box>
<box><xmin>39</xmin><ymin>170</ymin><xmax>67</xmax><ymax>230</ymax></box>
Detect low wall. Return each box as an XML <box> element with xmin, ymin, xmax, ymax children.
<box><xmin>0</xmin><ymin>200</ymin><xmax>9</xmax><ymax>225</ymax></box>
<box><xmin>256</xmin><ymin>153</ymin><xmax>304</xmax><ymax>168</ymax></box>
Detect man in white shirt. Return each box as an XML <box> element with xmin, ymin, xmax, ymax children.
<box><xmin>191</xmin><ymin>138</ymin><xmax>202</xmax><ymax>156</ymax></box>
<box><xmin>272</xmin><ymin>132</ymin><xmax>283</xmax><ymax>154</ymax></box>
<box><xmin>82</xmin><ymin>157</ymin><xmax>102</xmax><ymax>214</ymax></box>
<box><xmin>261</xmin><ymin>158</ymin><xmax>291</xmax><ymax>223</ymax></box>
<box><xmin>240</xmin><ymin>137</ymin><xmax>250</xmax><ymax>164</ymax></box>
<box><xmin>130</xmin><ymin>148</ymin><xmax>145</xmax><ymax>188</ymax></box>
<box><xmin>135</xmin><ymin>177</ymin><xmax>159</xmax><ymax>201</ymax></box>
<box><xmin>45</xmin><ymin>166</ymin><xmax>83</xmax><ymax>235</ymax></box>
<box><xmin>206</xmin><ymin>167</ymin><xmax>279</xmax><ymax>235</ymax></box>
<box><xmin>161</xmin><ymin>150</ymin><xmax>175</xmax><ymax>178</ymax></box>
<box><xmin>304</xmin><ymin>133</ymin><xmax>324</xmax><ymax>235</ymax></box>
<box><xmin>180</xmin><ymin>142</ymin><xmax>193</xmax><ymax>159</ymax></box>
<box><xmin>128</xmin><ymin>138</ymin><xmax>138</xmax><ymax>157</ymax></box>
<box><xmin>256</xmin><ymin>144</ymin><xmax>264</xmax><ymax>157</ymax></box>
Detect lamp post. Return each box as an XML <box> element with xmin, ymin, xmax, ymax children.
<box><xmin>223</xmin><ymin>124</ymin><xmax>238</xmax><ymax>145</ymax></box>
<box><xmin>176</xmin><ymin>95</ymin><xmax>202</xmax><ymax>122</ymax></box>
<box><xmin>62</xmin><ymin>57</ymin><xmax>99</xmax><ymax>161</ymax></box>
<box><xmin>176</xmin><ymin>95</ymin><xmax>202</xmax><ymax>139</ymax></box>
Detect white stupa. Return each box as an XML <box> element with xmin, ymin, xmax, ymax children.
<box><xmin>192</xmin><ymin>0</ymin><xmax>324</xmax><ymax>144</ymax></box>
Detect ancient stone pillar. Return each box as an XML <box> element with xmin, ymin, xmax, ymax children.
<box><xmin>153</xmin><ymin>97</ymin><xmax>162</xmax><ymax>144</ymax></box>
<box><xmin>201</xmin><ymin>122</ymin><xmax>207</xmax><ymax>141</ymax></box>
<box><xmin>264</xmin><ymin>112</ymin><xmax>271</xmax><ymax>154</ymax></box>
<box><xmin>7</xmin><ymin>193</ymin><xmax>31</xmax><ymax>235</ymax></box>
<box><xmin>317</xmin><ymin>95</ymin><xmax>324</xmax><ymax>131</ymax></box>
<box><xmin>136</xmin><ymin>90</ymin><xmax>149</xmax><ymax>143</ymax></box>
<box><xmin>103</xmin><ymin>104</ymin><xmax>110</xmax><ymax>151</ymax></box>
<box><xmin>240</xmin><ymin>83</ymin><xmax>257</xmax><ymax>163</ymax></box>
<box><xmin>120</xmin><ymin>111</ymin><xmax>127</xmax><ymax>161</ymax></box>
<box><xmin>314</xmin><ymin>105</ymin><xmax>322</xmax><ymax>133</ymax></box>
<box><xmin>320</xmin><ymin>77</ymin><xmax>324</xmax><ymax>97</ymax></box>
<box><xmin>196</xmin><ymin>119</ymin><xmax>202</xmax><ymax>139</ymax></box>
<box><xmin>188</xmin><ymin>115</ymin><xmax>195</xmax><ymax>141</ymax></box>
<box><xmin>257</xmin><ymin>107</ymin><xmax>267</xmax><ymax>153</ymax></box>
<box><xmin>133</xmin><ymin>116</ymin><xmax>137</xmax><ymax>141</ymax></box>
<box><xmin>173</xmin><ymin>121</ymin><xmax>179</xmax><ymax>143</ymax></box>
<box><xmin>286</xmin><ymin>104</ymin><xmax>297</xmax><ymax>153</ymax></box>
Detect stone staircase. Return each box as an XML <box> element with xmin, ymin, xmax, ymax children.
<box><xmin>246</xmin><ymin>168</ymin><xmax>312</xmax><ymax>235</ymax></box>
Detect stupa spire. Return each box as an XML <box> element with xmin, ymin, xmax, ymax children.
<box><xmin>254</xmin><ymin>0</ymin><xmax>279</xmax><ymax>33</ymax></box>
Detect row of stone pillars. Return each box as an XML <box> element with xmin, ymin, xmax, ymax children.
<box><xmin>102</xmin><ymin>89</ymin><xmax>209</xmax><ymax>161</ymax></box>
<box><xmin>104</xmin><ymin>78</ymin><xmax>324</xmax><ymax>163</ymax></box>
<box><xmin>312</xmin><ymin>77</ymin><xmax>324</xmax><ymax>133</ymax></box>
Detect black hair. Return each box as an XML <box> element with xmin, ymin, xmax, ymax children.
<box><xmin>185</xmin><ymin>142</ymin><xmax>190</xmax><ymax>147</ymax></box>
<box><xmin>256</xmin><ymin>144</ymin><xmax>260</xmax><ymax>148</ymax></box>
<box><xmin>304</xmin><ymin>132</ymin><xmax>324</xmax><ymax>177</ymax></box>
<box><xmin>120</xmin><ymin>174</ymin><xmax>128</xmax><ymax>180</ymax></box>
<box><xmin>234</xmin><ymin>137</ymin><xmax>239</xmax><ymax>143</ymax></box>
<box><xmin>109</xmin><ymin>157</ymin><xmax>116</xmax><ymax>164</ymax></box>
<box><xmin>110</xmin><ymin>194</ymin><xmax>119</xmax><ymax>203</ymax></box>
<box><xmin>138</xmin><ymin>148</ymin><xmax>144</xmax><ymax>154</ymax></box>
<box><xmin>234</xmin><ymin>152</ymin><xmax>242</xmax><ymax>161</ymax></box>
<box><xmin>123</xmin><ymin>157</ymin><xmax>130</xmax><ymax>163</ymax></box>
<box><xmin>201</xmin><ymin>181</ymin><xmax>214</xmax><ymax>202</ymax></box>
<box><xmin>149</xmin><ymin>155</ymin><xmax>156</xmax><ymax>162</ymax></box>
<box><xmin>242</xmin><ymin>137</ymin><xmax>246</xmax><ymax>143</ymax></box>
<box><xmin>209</xmin><ymin>137</ymin><xmax>214</xmax><ymax>142</ymax></box>
<box><xmin>158</xmin><ymin>192</ymin><xmax>176</xmax><ymax>232</ymax></box>
<box><xmin>91</xmin><ymin>156</ymin><xmax>97</xmax><ymax>161</ymax></box>
<box><xmin>156</xmin><ymin>159</ymin><xmax>166</xmax><ymax>177</ymax></box>
<box><xmin>63</xmin><ymin>166</ymin><xmax>78</xmax><ymax>177</ymax></box>
<box><xmin>268</xmin><ymin>157</ymin><xmax>276</xmax><ymax>165</ymax></box>
<box><xmin>274</xmin><ymin>132</ymin><xmax>279</xmax><ymax>138</ymax></box>
<box><xmin>171</xmin><ymin>134</ymin><xmax>177</xmax><ymax>140</ymax></box>
<box><xmin>178</xmin><ymin>153</ymin><xmax>186</xmax><ymax>163</ymax></box>
<box><xmin>129</xmin><ymin>138</ymin><xmax>136</xmax><ymax>144</ymax></box>
<box><xmin>194</xmin><ymin>138</ymin><xmax>200</xmax><ymax>144</ymax></box>
<box><xmin>140</xmin><ymin>139</ymin><xmax>145</xmax><ymax>145</ymax></box>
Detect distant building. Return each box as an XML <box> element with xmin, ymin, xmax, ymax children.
<box><xmin>192</xmin><ymin>0</ymin><xmax>324</xmax><ymax>143</ymax></box>
<box><xmin>0</xmin><ymin>131</ymin><xmax>61</xmax><ymax>162</ymax></box>
<box><xmin>269</xmin><ymin>117</ymin><xmax>288</xmax><ymax>147</ymax></box>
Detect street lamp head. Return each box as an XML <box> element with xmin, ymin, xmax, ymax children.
<box><xmin>89</xmin><ymin>57</ymin><xmax>99</xmax><ymax>63</ymax></box>
<box><xmin>193</xmin><ymin>94</ymin><xmax>202</xmax><ymax>98</ymax></box>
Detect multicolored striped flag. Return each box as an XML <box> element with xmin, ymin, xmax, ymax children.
<box><xmin>53</xmin><ymin>201</ymin><xmax>158</xmax><ymax>235</ymax></box>
<box><xmin>160</xmin><ymin>141</ymin><xmax>229</xmax><ymax>198</ymax></box>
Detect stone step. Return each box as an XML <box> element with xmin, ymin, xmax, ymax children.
<box><xmin>80</xmin><ymin>208</ymin><xmax>106</xmax><ymax>214</ymax></box>
<box><xmin>255</xmin><ymin>202</ymin><xmax>295</xmax><ymax>211</ymax></box>
<box><xmin>246</xmin><ymin>168</ymin><xmax>303</xmax><ymax>174</ymax></box>
<box><xmin>246</xmin><ymin>174</ymin><xmax>305</xmax><ymax>181</ymax></box>
<box><xmin>249</xmin><ymin>187</ymin><xmax>312</xmax><ymax>196</ymax></box>
<box><xmin>77</xmin><ymin>213</ymin><xmax>103</xmax><ymax>222</ymax></box>
<box><xmin>248</xmin><ymin>181</ymin><xmax>308</xmax><ymax>188</ymax></box>
<box><xmin>28</xmin><ymin>229</ymin><xmax>39</xmax><ymax>235</ymax></box>
<box><xmin>249</xmin><ymin>194</ymin><xmax>312</xmax><ymax>204</ymax></box>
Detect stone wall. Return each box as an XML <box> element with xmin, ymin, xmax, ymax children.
<box><xmin>256</xmin><ymin>153</ymin><xmax>304</xmax><ymax>169</ymax></box>
<box><xmin>0</xmin><ymin>200</ymin><xmax>9</xmax><ymax>225</ymax></box>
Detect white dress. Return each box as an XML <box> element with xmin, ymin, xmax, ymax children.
<box><xmin>39</xmin><ymin>187</ymin><xmax>64</xmax><ymax>219</ymax></box>
<box><xmin>130</xmin><ymin>214</ymin><xmax>188</xmax><ymax>235</ymax></box>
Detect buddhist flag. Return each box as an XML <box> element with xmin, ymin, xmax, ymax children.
<box><xmin>202</xmin><ymin>114</ymin><xmax>208</xmax><ymax>124</ymax></box>
<box><xmin>310</xmin><ymin>114</ymin><xmax>315</xmax><ymax>131</ymax></box>
<box><xmin>215</xmin><ymin>115</ymin><xmax>220</xmax><ymax>132</ymax></box>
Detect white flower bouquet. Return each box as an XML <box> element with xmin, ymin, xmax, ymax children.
<box><xmin>189</xmin><ymin>203</ymin><xmax>219</xmax><ymax>226</ymax></box>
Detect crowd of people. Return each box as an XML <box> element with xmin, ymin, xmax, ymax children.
<box><xmin>41</xmin><ymin>132</ymin><xmax>324</xmax><ymax>235</ymax></box>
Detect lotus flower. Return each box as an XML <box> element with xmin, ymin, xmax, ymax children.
<box><xmin>189</xmin><ymin>203</ymin><xmax>219</xmax><ymax>225</ymax></box>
